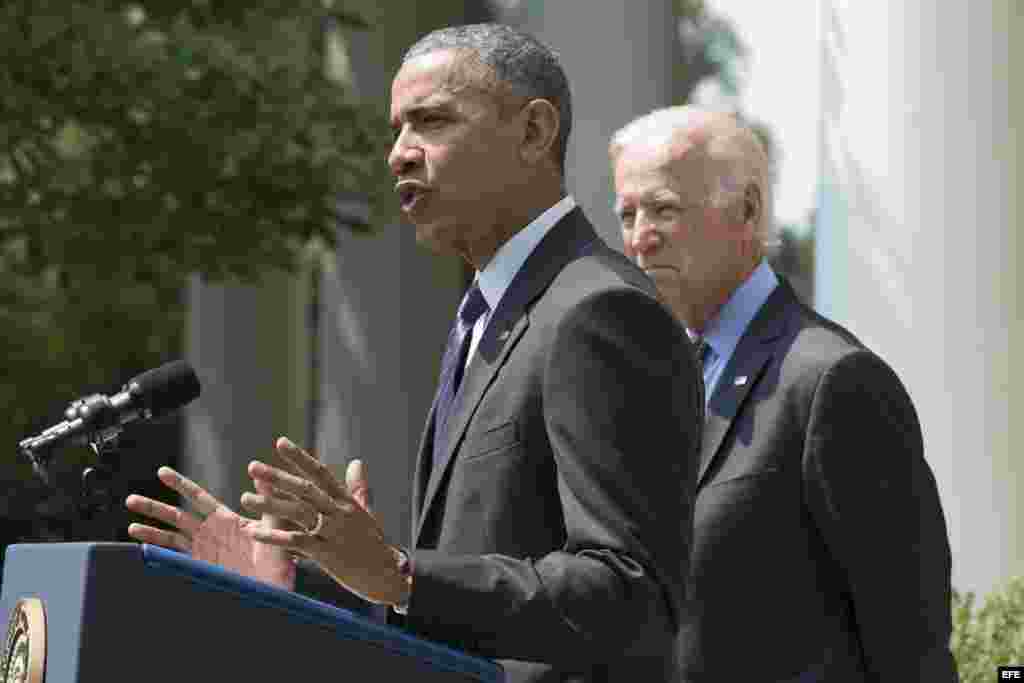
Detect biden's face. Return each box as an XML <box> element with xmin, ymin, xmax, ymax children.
<box><xmin>614</xmin><ymin>141</ymin><xmax>742</xmax><ymax>323</ymax></box>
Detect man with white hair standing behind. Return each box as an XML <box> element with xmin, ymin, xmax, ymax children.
<box><xmin>609</xmin><ymin>107</ymin><xmax>958</xmax><ymax>682</ymax></box>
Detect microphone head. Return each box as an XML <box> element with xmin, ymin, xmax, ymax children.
<box><xmin>130</xmin><ymin>361</ymin><xmax>201</xmax><ymax>418</ymax></box>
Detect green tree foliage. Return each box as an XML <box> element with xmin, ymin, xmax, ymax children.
<box><xmin>952</xmin><ymin>578</ymin><xmax>1024</xmax><ymax>682</ymax></box>
<box><xmin>674</xmin><ymin>0</ymin><xmax>747</xmax><ymax>102</ymax></box>
<box><xmin>0</xmin><ymin>1</ymin><xmax>390</xmax><ymax>490</ymax></box>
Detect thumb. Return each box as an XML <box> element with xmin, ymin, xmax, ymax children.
<box><xmin>345</xmin><ymin>459</ymin><xmax>372</xmax><ymax>512</ymax></box>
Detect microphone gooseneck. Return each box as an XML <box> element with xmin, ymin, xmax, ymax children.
<box><xmin>17</xmin><ymin>361</ymin><xmax>201</xmax><ymax>468</ymax></box>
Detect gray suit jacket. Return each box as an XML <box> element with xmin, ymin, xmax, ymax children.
<box><xmin>301</xmin><ymin>208</ymin><xmax>702</xmax><ymax>682</ymax></box>
<box><xmin>679</xmin><ymin>280</ymin><xmax>957</xmax><ymax>682</ymax></box>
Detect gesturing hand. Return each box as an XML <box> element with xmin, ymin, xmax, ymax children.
<box><xmin>240</xmin><ymin>437</ymin><xmax>409</xmax><ymax>607</ymax></box>
<box><xmin>125</xmin><ymin>467</ymin><xmax>297</xmax><ymax>590</ymax></box>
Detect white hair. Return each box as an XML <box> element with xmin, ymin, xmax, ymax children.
<box><xmin>609</xmin><ymin>106</ymin><xmax>778</xmax><ymax>248</ymax></box>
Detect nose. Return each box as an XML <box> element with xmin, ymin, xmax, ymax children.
<box><xmin>629</xmin><ymin>213</ymin><xmax>661</xmax><ymax>257</ymax></box>
<box><xmin>388</xmin><ymin>129</ymin><xmax>423</xmax><ymax>177</ymax></box>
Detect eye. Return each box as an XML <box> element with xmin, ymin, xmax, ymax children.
<box><xmin>618</xmin><ymin>210</ymin><xmax>635</xmax><ymax>227</ymax></box>
<box><xmin>418</xmin><ymin>112</ymin><xmax>446</xmax><ymax>127</ymax></box>
<box><xmin>656</xmin><ymin>204</ymin><xmax>680</xmax><ymax>219</ymax></box>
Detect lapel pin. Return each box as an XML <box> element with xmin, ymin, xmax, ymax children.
<box><xmin>734</xmin><ymin>375</ymin><xmax>748</xmax><ymax>386</ymax></box>
<box><xmin>498</xmin><ymin>329</ymin><xmax>511</xmax><ymax>342</ymax></box>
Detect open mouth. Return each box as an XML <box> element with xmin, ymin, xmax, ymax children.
<box><xmin>396</xmin><ymin>183</ymin><xmax>429</xmax><ymax>212</ymax></box>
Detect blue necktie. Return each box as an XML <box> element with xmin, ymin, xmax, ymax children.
<box><xmin>432</xmin><ymin>283</ymin><xmax>490</xmax><ymax>462</ymax></box>
<box><xmin>693</xmin><ymin>337</ymin><xmax>712</xmax><ymax>408</ymax></box>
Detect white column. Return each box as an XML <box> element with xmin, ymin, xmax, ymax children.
<box><xmin>817</xmin><ymin>0</ymin><xmax>1022</xmax><ymax>595</ymax></box>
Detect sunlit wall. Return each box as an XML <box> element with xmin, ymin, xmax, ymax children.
<box><xmin>817</xmin><ymin>0</ymin><xmax>1022</xmax><ymax>596</ymax></box>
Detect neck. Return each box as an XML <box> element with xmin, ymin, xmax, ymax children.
<box><xmin>681</xmin><ymin>258</ymin><xmax>761</xmax><ymax>333</ymax></box>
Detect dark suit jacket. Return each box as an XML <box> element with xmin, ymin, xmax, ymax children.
<box><xmin>300</xmin><ymin>208</ymin><xmax>702</xmax><ymax>682</ymax></box>
<box><xmin>679</xmin><ymin>279</ymin><xmax>957</xmax><ymax>682</ymax></box>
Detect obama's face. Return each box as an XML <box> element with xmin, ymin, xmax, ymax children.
<box><xmin>388</xmin><ymin>49</ymin><xmax>525</xmax><ymax>261</ymax></box>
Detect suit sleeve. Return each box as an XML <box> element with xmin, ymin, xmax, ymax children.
<box><xmin>801</xmin><ymin>350</ymin><xmax>958</xmax><ymax>682</ymax></box>
<box><xmin>403</xmin><ymin>288</ymin><xmax>701</xmax><ymax>664</ymax></box>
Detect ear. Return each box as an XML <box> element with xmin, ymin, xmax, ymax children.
<box><xmin>742</xmin><ymin>182</ymin><xmax>762</xmax><ymax>230</ymax></box>
<box><xmin>518</xmin><ymin>98</ymin><xmax>560</xmax><ymax>166</ymax></box>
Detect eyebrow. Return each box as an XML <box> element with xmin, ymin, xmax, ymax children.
<box><xmin>390</xmin><ymin>101</ymin><xmax>454</xmax><ymax>129</ymax></box>
<box><xmin>613</xmin><ymin>190</ymin><xmax>684</xmax><ymax>215</ymax></box>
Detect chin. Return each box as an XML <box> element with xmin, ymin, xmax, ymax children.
<box><xmin>655</xmin><ymin>288</ymin><xmax>690</xmax><ymax>319</ymax></box>
<box><xmin>645</xmin><ymin>268</ymin><xmax>682</xmax><ymax>291</ymax></box>
<box><xmin>414</xmin><ymin>221</ymin><xmax>458</xmax><ymax>255</ymax></box>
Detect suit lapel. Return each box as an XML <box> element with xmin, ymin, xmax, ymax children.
<box><xmin>413</xmin><ymin>207</ymin><xmax>599</xmax><ymax>545</ymax></box>
<box><xmin>697</xmin><ymin>282</ymin><xmax>797</xmax><ymax>488</ymax></box>
<box><xmin>414</xmin><ymin>315</ymin><xmax>529</xmax><ymax>544</ymax></box>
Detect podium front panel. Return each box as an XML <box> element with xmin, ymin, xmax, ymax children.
<box><xmin>0</xmin><ymin>543</ymin><xmax>504</xmax><ymax>682</ymax></box>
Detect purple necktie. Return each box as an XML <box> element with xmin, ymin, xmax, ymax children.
<box><xmin>693</xmin><ymin>336</ymin><xmax>711</xmax><ymax>413</ymax></box>
<box><xmin>432</xmin><ymin>283</ymin><xmax>490</xmax><ymax>462</ymax></box>
<box><xmin>693</xmin><ymin>337</ymin><xmax>710</xmax><ymax>369</ymax></box>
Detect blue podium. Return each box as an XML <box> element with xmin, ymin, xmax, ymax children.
<box><xmin>0</xmin><ymin>543</ymin><xmax>504</xmax><ymax>682</ymax></box>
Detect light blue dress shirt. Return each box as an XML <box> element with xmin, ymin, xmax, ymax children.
<box><xmin>694</xmin><ymin>261</ymin><xmax>779</xmax><ymax>403</ymax></box>
<box><xmin>465</xmin><ymin>195</ymin><xmax>577</xmax><ymax>364</ymax></box>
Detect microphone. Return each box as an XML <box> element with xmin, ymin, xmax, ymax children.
<box><xmin>18</xmin><ymin>361</ymin><xmax>201</xmax><ymax>465</ymax></box>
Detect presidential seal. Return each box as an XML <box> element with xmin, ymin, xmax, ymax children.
<box><xmin>1</xmin><ymin>598</ymin><xmax>45</xmax><ymax>683</ymax></box>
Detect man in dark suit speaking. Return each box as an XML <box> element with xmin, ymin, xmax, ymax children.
<box><xmin>127</xmin><ymin>24</ymin><xmax>702</xmax><ymax>681</ymax></box>
<box><xmin>609</xmin><ymin>106</ymin><xmax>958</xmax><ymax>682</ymax></box>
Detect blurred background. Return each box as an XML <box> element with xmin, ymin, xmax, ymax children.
<box><xmin>1</xmin><ymin>0</ymin><xmax>1019</xmax><ymax>621</ymax></box>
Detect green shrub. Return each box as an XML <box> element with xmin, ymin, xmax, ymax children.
<box><xmin>952</xmin><ymin>576</ymin><xmax>1024</xmax><ymax>682</ymax></box>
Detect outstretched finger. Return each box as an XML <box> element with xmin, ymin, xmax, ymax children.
<box><xmin>266</xmin><ymin>445</ymin><xmax>306</xmax><ymax>480</ymax></box>
<box><xmin>157</xmin><ymin>466</ymin><xmax>222</xmax><ymax>517</ymax></box>
<box><xmin>253</xmin><ymin>479</ymin><xmax>307</xmax><ymax>534</ymax></box>
<box><xmin>127</xmin><ymin>522</ymin><xmax>192</xmax><ymax>555</ymax></box>
<box><xmin>248</xmin><ymin>460</ymin><xmax>340</xmax><ymax>515</ymax></box>
<box><xmin>254</xmin><ymin>478</ymin><xmax>301</xmax><ymax>504</ymax></box>
<box><xmin>125</xmin><ymin>494</ymin><xmax>203</xmax><ymax>535</ymax></box>
<box><xmin>246</xmin><ymin>525</ymin><xmax>317</xmax><ymax>554</ymax></box>
<box><xmin>274</xmin><ymin>437</ymin><xmax>350</xmax><ymax>502</ymax></box>
<box><xmin>240</xmin><ymin>491</ymin><xmax>319</xmax><ymax>532</ymax></box>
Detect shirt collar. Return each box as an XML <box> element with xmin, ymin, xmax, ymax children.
<box><xmin>692</xmin><ymin>260</ymin><xmax>779</xmax><ymax>361</ymax></box>
<box><xmin>475</xmin><ymin>195</ymin><xmax>577</xmax><ymax>310</ymax></box>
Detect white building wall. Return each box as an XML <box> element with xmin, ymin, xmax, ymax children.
<box><xmin>817</xmin><ymin>0</ymin><xmax>1022</xmax><ymax>595</ymax></box>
